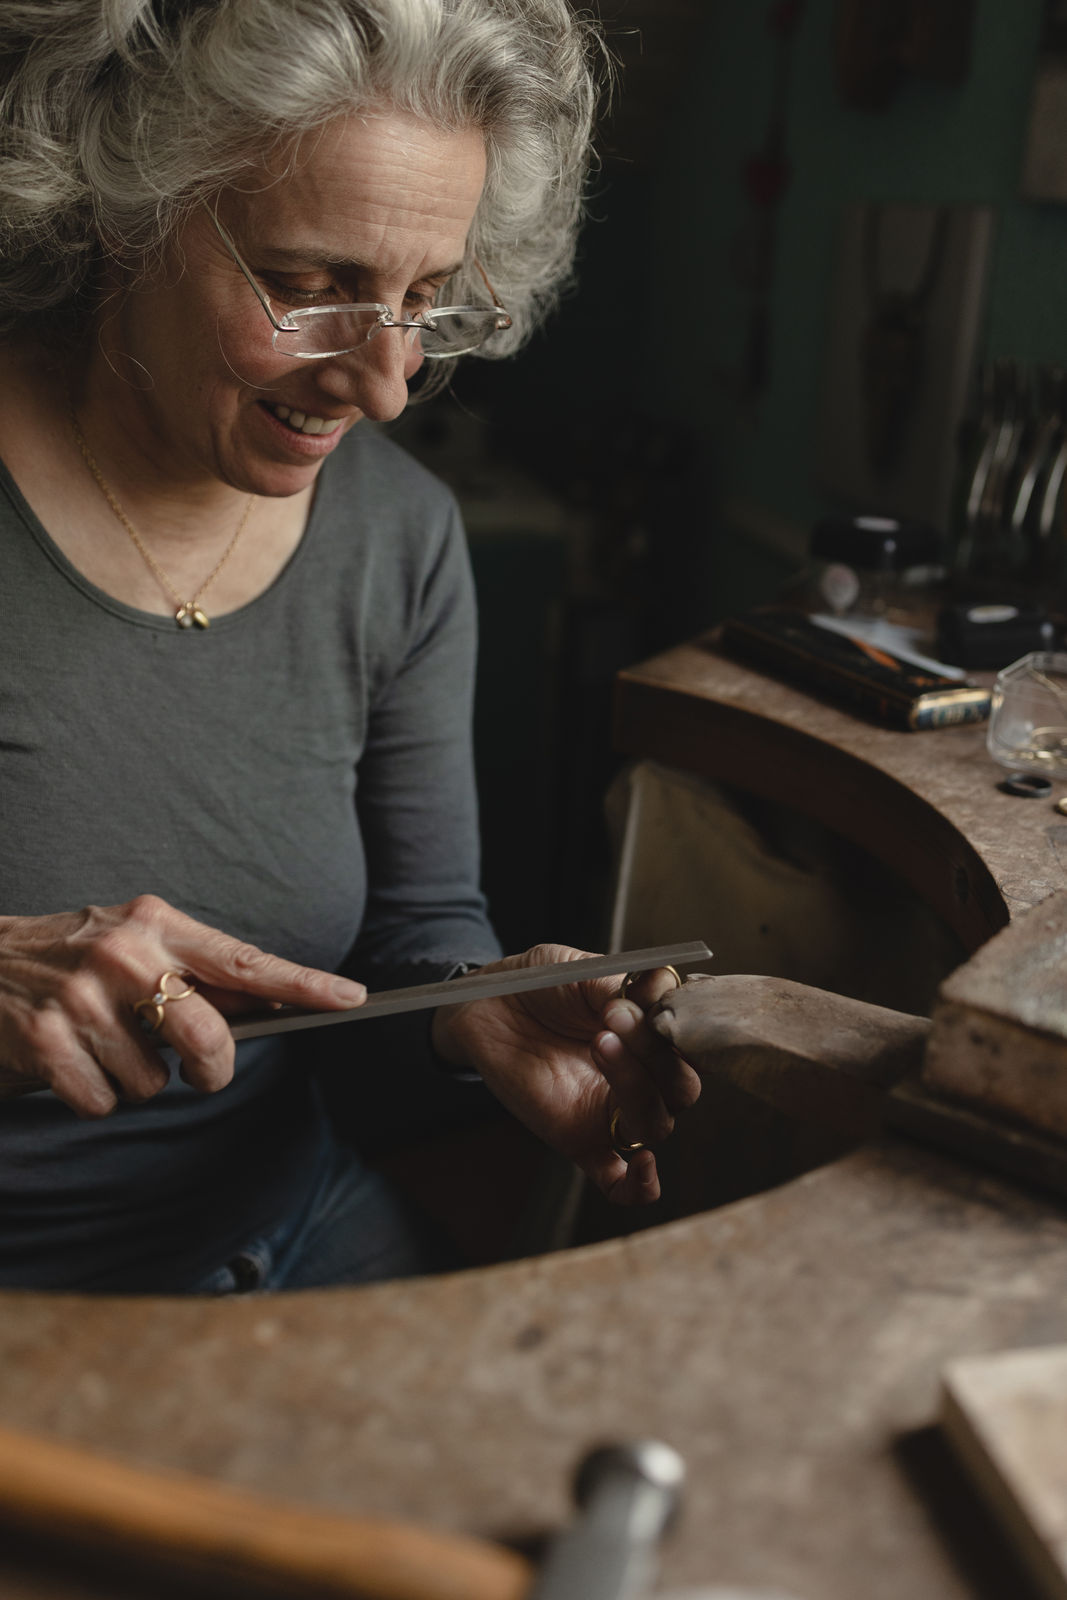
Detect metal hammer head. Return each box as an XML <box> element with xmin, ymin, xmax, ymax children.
<box><xmin>575</xmin><ymin>1442</ymin><xmax>686</xmax><ymax>1520</ymax></box>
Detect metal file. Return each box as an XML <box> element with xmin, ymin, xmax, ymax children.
<box><xmin>230</xmin><ymin>941</ymin><xmax>712</xmax><ymax>1040</ymax></box>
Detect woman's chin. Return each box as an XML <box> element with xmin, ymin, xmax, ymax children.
<box><xmin>222</xmin><ymin>410</ymin><xmax>356</xmax><ymax>496</ymax></box>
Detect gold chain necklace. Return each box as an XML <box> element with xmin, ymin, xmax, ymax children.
<box><xmin>69</xmin><ymin>403</ymin><xmax>255</xmax><ymax>630</ymax></box>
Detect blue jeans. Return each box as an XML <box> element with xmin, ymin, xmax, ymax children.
<box><xmin>190</xmin><ymin>1141</ymin><xmax>449</xmax><ymax>1295</ymax></box>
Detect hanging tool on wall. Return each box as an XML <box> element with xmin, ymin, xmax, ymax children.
<box><xmin>835</xmin><ymin>0</ymin><xmax>976</xmax><ymax>111</ymax></box>
<box><xmin>729</xmin><ymin>1</ymin><xmax>807</xmax><ymax>402</ymax></box>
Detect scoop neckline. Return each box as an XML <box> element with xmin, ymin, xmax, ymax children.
<box><xmin>0</xmin><ymin>449</ymin><xmax>330</xmax><ymax>634</ymax></box>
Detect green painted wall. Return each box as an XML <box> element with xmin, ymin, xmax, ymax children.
<box><xmin>477</xmin><ymin>1</ymin><xmax>1065</xmax><ymax>613</ymax></box>
<box><xmin>433</xmin><ymin>1</ymin><xmax>1067</xmax><ymax>944</ymax></box>
<box><xmin>653</xmin><ymin>0</ymin><xmax>1055</xmax><ymax>534</ymax></box>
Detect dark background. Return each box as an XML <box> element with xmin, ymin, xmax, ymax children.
<box><xmin>388</xmin><ymin>0</ymin><xmax>1065</xmax><ymax>955</ymax></box>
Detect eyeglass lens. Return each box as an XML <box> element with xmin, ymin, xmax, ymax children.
<box><xmin>273</xmin><ymin>307</ymin><xmax>503</xmax><ymax>360</ymax></box>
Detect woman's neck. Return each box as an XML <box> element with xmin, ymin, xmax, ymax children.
<box><xmin>0</xmin><ymin>334</ymin><xmax>315</xmax><ymax>622</ymax></box>
<box><xmin>68</xmin><ymin>348</ymin><xmax>252</xmax><ymax>543</ymax></box>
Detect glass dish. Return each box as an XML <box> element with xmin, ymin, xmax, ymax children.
<box><xmin>987</xmin><ymin>652</ymin><xmax>1067</xmax><ymax>775</ymax></box>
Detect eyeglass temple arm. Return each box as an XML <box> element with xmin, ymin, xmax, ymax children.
<box><xmin>204</xmin><ymin>201</ymin><xmax>294</xmax><ymax>334</ymax></box>
<box><xmin>472</xmin><ymin>258</ymin><xmax>511</xmax><ymax>325</ymax></box>
<box><xmin>205</xmin><ymin>198</ymin><xmax>510</xmax><ymax>335</ymax></box>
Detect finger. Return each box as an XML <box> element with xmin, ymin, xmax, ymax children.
<box><xmin>620</xmin><ymin>966</ymin><xmax>684</xmax><ymax>1010</ymax></box>
<box><xmin>0</xmin><ymin>1006</ymin><xmax>118</xmax><ymax>1118</ymax></box>
<box><xmin>151</xmin><ymin>992</ymin><xmax>236</xmax><ymax>1094</ymax></box>
<box><xmin>5</xmin><ymin>962</ymin><xmax>169</xmax><ymax>1108</ymax></box>
<box><xmin>179</xmin><ymin>930</ymin><xmax>365</xmax><ymax>1010</ymax></box>
<box><xmin>192</xmin><ymin>984</ymin><xmax>285</xmax><ymax>1017</ymax></box>
<box><xmin>600</xmin><ymin>998</ymin><xmax>702</xmax><ymax>1115</ymax></box>
<box><xmin>593</xmin><ymin>1039</ymin><xmax>672</xmax><ymax>1147</ymax></box>
<box><xmin>25</xmin><ymin>1045</ymin><xmax>118</xmax><ymax>1120</ymax></box>
<box><xmin>579</xmin><ymin>964</ymin><xmax>683</xmax><ymax>1013</ymax></box>
<box><xmin>603</xmin><ymin>1148</ymin><xmax>660</xmax><ymax>1206</ymax></box>
<box><xmin>46</xmin><ymin>1054</ymin><xmax>120</xmax><ymax>1119</ymax></box>
<box><xmin>123</xmin><ymin>899</ymin><xmax>365</xmax><ymax>1011</ymax></box>
<box><xmin>91</xmin><ymin>1018</ymin><xmax>171</xmax><ymax>1104</ymax></box>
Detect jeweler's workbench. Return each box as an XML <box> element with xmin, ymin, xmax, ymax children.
<box><xmin>3</xmin><ymin>639</ymin><xmax>1066</xmax><ymax>1600</ymax></box>
<box><xmin>613</xmin><ymin>636</ymin><xmax>1067</xmax><ymax>945</ymax></box>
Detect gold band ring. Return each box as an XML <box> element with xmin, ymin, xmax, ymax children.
<box><xmin>619</xmin><ymin>964</ymin><xmax>682</xmax><ymax>1000</ymax></box>
<box><xmin>133</xmin><ymin>970</ymin><xmax>196</xmax><ymax>1033</ymax></box>
<box><xmin>610</xmin><ymin>1106</ymin><xmax>647</xmax><ymax>1162</ymax></box>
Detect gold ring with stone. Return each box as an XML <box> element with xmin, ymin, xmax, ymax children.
<box><xmin>619</xmin><ymin>964</ymin><xmax>682</xmax><ymax>1001</ymax></box>
<box><xmin>133</xmin><ymin>970</ymin><xmax>196</xmax><ymax>1033</ymax></box>
<box><xmin>610</xmin><ymin>1106</ymin><xmax>647</xmax><ymax>1161</ymax></box>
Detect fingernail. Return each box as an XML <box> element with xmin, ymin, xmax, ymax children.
<box><xmin>603</xmin><ymin>1002</ymin><xmax>637</xmax><ymax>1035</ymax></box>
<box><xmin>333</xmin><ymin>979</ymin><xmax>366</xmax><ymax>1003</ymax></box>
<box><xmin>594</xmin><ymin>1030</ymin><xmax>622</xmax><ymax>1059</ymax></box>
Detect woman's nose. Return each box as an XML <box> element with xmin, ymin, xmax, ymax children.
<box><xmin>314</xmin><ymin>326</ymin><xmax>424</xmax><ymax>422</ymax></box>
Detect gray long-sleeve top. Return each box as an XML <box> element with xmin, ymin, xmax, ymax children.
<box><xmin>0</xmin><ymin>425</ymin><xmax>501</xmax><ymax>1289</ymax></box>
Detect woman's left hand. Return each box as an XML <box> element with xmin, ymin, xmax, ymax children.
<box><xmin>430</xmin><ymin>944</ymin><xmax>702</xmax><ymax>1204</ymax></box>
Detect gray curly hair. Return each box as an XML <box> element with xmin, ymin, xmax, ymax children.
<box><xmin>0</xmin><ymin>0</ymin><xmax>604</xmax><ymax>374</ymax></box>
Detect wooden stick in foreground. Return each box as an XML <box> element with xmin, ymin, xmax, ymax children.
<box><xmin>0</xmin><ymin>1420</ymin><xmax>532</xmax><ymax>1600</ymax></box>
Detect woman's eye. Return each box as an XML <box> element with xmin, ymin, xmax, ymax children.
<box><xmin>258</xmin><ymin>274</ymin><xmax>442</xmax><ymax>312</ymax></box>
<box><xmin>261</xmin><ymin>277</ymin><xmax>338</xmax><ymax>307</ymax></box>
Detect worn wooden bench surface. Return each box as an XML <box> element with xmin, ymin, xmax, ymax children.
<box><xmin>0</xmin><ymin>1140</ymin><xmax>1065</xmax><ymax>1600</ymax></box>
<box><xmin>614</xmin><ymin>636</ymin><xmax>1067</xmax><ymax>948</ymax></box>
<box><xmin>5</xmin><ymin>642</ymin><xmax>1066</xmax><ymax>1599</ymax></box>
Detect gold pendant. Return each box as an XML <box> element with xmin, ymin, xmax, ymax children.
<box><xmin>175</xmin><ymin>604</ymin><xmax>210</xmax><ymax>630</ymax></box>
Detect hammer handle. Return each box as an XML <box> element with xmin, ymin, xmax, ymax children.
<box><xmin>0</xmin><ymin>1420</ymin><xmax>530</xmax><ymax>1600</ymax></box>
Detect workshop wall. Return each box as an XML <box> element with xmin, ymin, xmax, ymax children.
<box><xmin>486</xmin><ymin>0</ymin><xmax>1058</xmax><ymax>617</ymax></box>
<box><xmin>651</xmin><ymin>0</ymin><xmax>1053</xmax><ymax>542</ymax></box>
<box><xmin>400</xmin><ymin>0</ymin><xmax>1063</xmax><ymax>950</ymax></box>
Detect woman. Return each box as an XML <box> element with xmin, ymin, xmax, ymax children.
<box><xmin>0</xmin><ymin>0</ymin><xmax>700</xmax><ymax>1293</ymax></box>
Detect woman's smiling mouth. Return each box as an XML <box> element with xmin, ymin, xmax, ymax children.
<box><xmin>266</xmin><ymin>403</ymin><xmax>345</xmax><ymax>436</ymax></box>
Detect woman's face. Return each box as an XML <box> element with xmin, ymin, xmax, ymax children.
<box><xmin>92</xmin><ymin>109</ymin><xmax>488</xmax><ymax>498</ymax></box>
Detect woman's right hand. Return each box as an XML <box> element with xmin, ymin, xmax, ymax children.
<box><xmin>0</xmin><ymin>896</ymin><xmax>365</xmax><ymax>1117</ymax></box>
